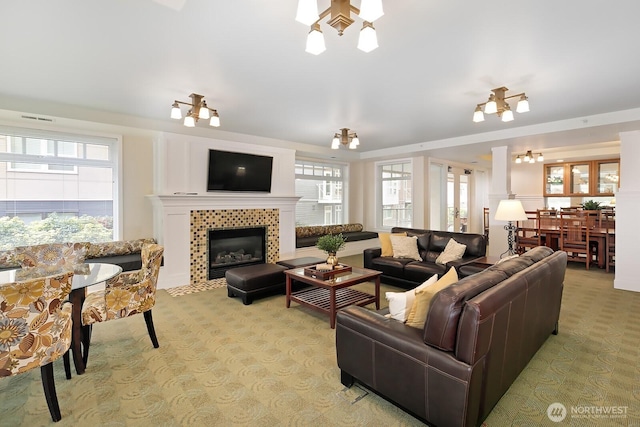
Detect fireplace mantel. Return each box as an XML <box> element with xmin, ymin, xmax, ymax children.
<box><xmin>148</xmin><ymin>193</ymin><xmax>300</xmax><ymax>289</ymax></box>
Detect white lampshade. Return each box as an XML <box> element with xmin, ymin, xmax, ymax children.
<box><xmin>473</xmin><ymin>106</ymin><xmax>484</xmax><ymax>122</ymax></box>
<box><xmin>198</xmin><ymin>104</ymin><xmax>210</xmax><ymax>120</ymax></box>
<box><xmin>537</xmin><ymin>153</ymin><xmax>544</xmax><ymax>162</ymax></box>
<box><xmin>349</xmin><ymin>136</ymin><xmax>359</xmax><ymax>149</ymax></box>
<box><xmin>359</xmin><ymin>0</ymin><xmax>384</xmax><ymax>22</ymax></box>
<box><xmin>183</xmin><ymin>113</ymin><xmax>195</xmax><ymax>127</ymax></box>
<box><xmin>516</xmin><ymin>96</ymin><xmax>530</xmax><ymax>113</ymax></box>
<box><xmin>306</xmin><ymin>27</ymin><xmax>326</xmax><ymax>55</ymax></box>
<box><xmin>515</xmin><ymin>156</ymin><xmax>522</xmax><ymax>164</ymax></box>
<box><xmin>331</xmin><ymin>137</ymin><xmax>340</xmax><ymax>149</ymax></box>
<box><xmin>170</xmin><ymin>103</ymin><xmax>182</xmax><ymax>119</ymax></box>
<box><xmin>501</xmin><ymin>107</ymin><xmax>514</xmax><ymax>122</ymax></box>
<box><xmin>209</xmin><ymin>111</ymin><xmax>220</xmax><ymax>127</ymax></box>
<box><xmin>295</xmin><ymin>0</ymin><xmax>319</xmax><ymax>25</ymax></box>
<box><xmin>357</xmin><ymin>23</ymin><xmax>378</xmax><ymax>53</ymax></box>
<box><xmin>484</xmin><ymin>96</ymin><xmax>497</xmax><ymax>115</ymax></box>
<box><xmin>494</xmin><ymin>199</ymin><xmax>528</xmax><ymax>221</ymax></box>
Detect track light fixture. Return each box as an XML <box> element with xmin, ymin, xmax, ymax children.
<box><xmin>514</xmin><ymin>150</ymin><xmax>543</xmax><ymax>164</ymax></box>
<box><xmin>331</xmin><ymin>128</ymin><xmax>360</xmax><ymax>150</ymax></box>
<box><xmin>473</xmin><ymin>87</ymin><xmax>529</xmax><ymax>123</ymax></box>
<box><xmin>170</xmin><ymin>93</ymin><xmax>220</xmax><ymax>128</ymax></box>
<box><xmin>296</xmin><ymin>0</ymin><xmax>384</xmax><ymax>55</ymax></box>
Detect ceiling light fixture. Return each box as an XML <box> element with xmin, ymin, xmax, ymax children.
<box><xmin>170</xmin><ymin>93</ymin><xmax>220</xmax><ymax>128</ymax></box>
<box><xmin>514</xmin><ymin>150</ymin><xmax>543</xmax><ymax>164</ymax></box>
<box><xmin>331</xmin><ymin>128</ymin><xmax>360</xmax><ymax>150</ymax></box>
<box><xmin>296</xmin><ymin>0</ymin><xmax>384</xmax><ymax>55</ymax></box>
<box><xmin>473</xmin><ymin>87</ymin><xmax>530</xmax><ymax>123</ymax></box>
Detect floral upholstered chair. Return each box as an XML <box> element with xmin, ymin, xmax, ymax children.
<box><xmin>80</xmin><ymin>244</ymin><xmax>164</xmax><ymax>365</ymax></box>
<box><xmin>15</xmin><ymin>242</ymin><xmax>90</xmax><ymax>269</ymax></box>
<box><xmin>0</xmin><ymin>270</ymin><xmax>74</xmax><ymax>422</ymax></box>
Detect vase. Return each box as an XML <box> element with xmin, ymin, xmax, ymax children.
<box><xmin>326</xmin><ymin>252</ymin><xmax>338</xmax><ymax>267</ymax></box>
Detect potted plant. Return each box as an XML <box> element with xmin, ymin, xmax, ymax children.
<box><xmin>316</xmin><ymin>233</ymin><xmax>346</xmax><ymax>266</ymax></box>
<box><xmin>581</xmin><ymin>200</ymin><xmax>603</xmax><ymax>210</ymax></box>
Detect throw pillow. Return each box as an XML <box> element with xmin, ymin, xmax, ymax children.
<box><xmin>379</xmin><ymin>232</ymin><xmax>407</xmax><ymax>257</ymax></box>
<box><xmin>389</xmin><ymin>235</ymin><xmax>422</xmax><ymax>261</ymax></box>
<box><xmin>435</xmin><ymin>238</ymin><xmax>467</xmax><ymax>265</ymax></box>
<box><xmin>385</xmin><ymin>274</ymin><xmax>438</xmax><ymax>322</ymax></box>
<box><xmin>497</xmin><ymin>254</ymin><xmax>519</xmax><ymax>264</ymax></box>
<box><xmin>405</xmin><ymin>267</ymin><xmax>459</xmax><ymax>329</ymax></box>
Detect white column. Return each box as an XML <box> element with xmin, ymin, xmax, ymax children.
<box><xmin>614</xmin><ymin>131</ymin><xmax>640</xmax><ymax>291</ymax></box>
<box><xmin>488</xmin><ymin>146</ymin><xmax>514</xmax><ymax>257</ymax></box>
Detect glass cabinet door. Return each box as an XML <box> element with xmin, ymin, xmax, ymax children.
<box><xmin>568</xmin><ymin>163</ymin><xmax>590</xmax><ymax>194</ymax></box>
<box><xmin>545</xmin><ymin>165</ymin><xmax>565</xmax><ymax>195</ymax></box>
<box><xmin>595</xmin><ymin>160</ymin><xmax>619</xmax><ymax>195</ymax></box>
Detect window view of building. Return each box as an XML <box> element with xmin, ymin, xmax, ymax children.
<box><xmin>295</xmin><ymin>159</ymin><xmax>345</xmax><ymax>226</ymax></box>
<box><xmin>0</xmin><ymin>128</ymin><xmax>118</xmax><ymax>250</ymax></box>
<box><xmin>378</xmin><ymin>160</ymin><xmax>412</xmax><ymax>228</ymax></box>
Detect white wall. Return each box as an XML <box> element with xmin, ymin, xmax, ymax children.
<box><xmin>510</xmin><ymin>161</ymin><xmax>546</xmax><ymax>210</ymax></box>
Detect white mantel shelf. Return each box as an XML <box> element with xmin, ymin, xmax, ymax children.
<box><xmin>148</xmin><ymin>193</ymin><xmax>300</xmax><ymax>289</ymax></box>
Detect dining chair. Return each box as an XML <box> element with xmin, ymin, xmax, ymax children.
<box><xmin>559</xmin><ymin>216</ymin><xmax>591</xmax><ymax>270</ymax></box>
<box><xmin>605</xmin><ymin>212</ymin><xmax>615</xmax><ymax>272</ymax></box>
<box><xmin>515</xmin><ymin>211</ymin><xmax>541</xmax><ymax>254</ymax></box>
<box><xmin>483</xmin><ymin>207</ymin><xmax>490</xmax><ymax>244</ymax></box>
<box><xmin>80</xmin><ymin>244</ymin><xmax>164</xmax><ymax>366</ymax></box>
<box><xmin>15</xmin><ymin>242</ymin><xmax>90</xmax><ymax>269</ymax></box>
<box><xmin>0</xmin><ymin>270</ymin><xmax>74</xmax><ymax>422</ymax></box>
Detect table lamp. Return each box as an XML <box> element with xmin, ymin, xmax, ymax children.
<box><xmin>494</xmin><ymin>199</ymin><xmax>528</xmax><ymax>257</ymax></box>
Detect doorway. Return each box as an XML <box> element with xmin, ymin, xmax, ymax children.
<box><xmin>447</xmin><ymin>167</ymin><xmax>470</xmax><ymax>232</ymax></box>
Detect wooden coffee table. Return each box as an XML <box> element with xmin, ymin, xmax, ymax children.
<box><xmin>284</xmin><ymin>266</ymin><xmax>381</xmax><ymax>328</ymax></box>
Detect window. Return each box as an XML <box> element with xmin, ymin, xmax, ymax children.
<box><xmin>0</xmin><ymin>127</ymin><xmax>120</xmax><ymax>250</ymax></box>
<box><xmin>378</xmin><ymin>160</ymin><xmax>412</xmax><ymax>228</ymax></box>
<box><xmin>295</xmin><ymin>159</ymin><xmax>346</xmax><ymax>226</ymax></box>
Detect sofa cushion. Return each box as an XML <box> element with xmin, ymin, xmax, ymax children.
<box><xmin>406</xmin><ymin>267</ymin><xmax>459</xmax><ymax>329</ymax></box>
<box><xmin>368</xmin><ymin>256</ymin><xmax>413</xmax><ymax>278</ymax></box>
<box><xmin>389</xmin><ymin>235</ymin><xmax>422</xmax><ymax>261</ymax></box>
<box><xmin>403</xmin><ymin>261</ymin><xmax>447</xmax><ymax>283</ymax></box>
<box><xmin>435</xmin><ymin>238</ymin><xmax>467</xmax><ymax>265</ymax></box>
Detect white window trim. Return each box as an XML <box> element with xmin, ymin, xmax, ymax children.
<box><xmin>375</xmin><ymin>158</ymin><xmax>414</xmax><ymax>230</ymax></box>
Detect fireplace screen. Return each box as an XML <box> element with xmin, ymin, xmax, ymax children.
<box><xmin>207</xmin><ymin>226</ymin><xmax>267</xmax><ymax>279</ymax></box>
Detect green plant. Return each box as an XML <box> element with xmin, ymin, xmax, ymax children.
<box><xmin>581</xmin><ymin>200</ymin><xmax>603</xmax><ymax>210</ymax></box>
<box><xmin>315</xmin><ymin>233</ymin><xmax>346</xmax><ymax>254</ymax></box>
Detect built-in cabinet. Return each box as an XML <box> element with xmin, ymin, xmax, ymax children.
<box><xmin>543</xmin><ymin>159</ymin><xmax>619</xmax><ymax>197</ymax></box>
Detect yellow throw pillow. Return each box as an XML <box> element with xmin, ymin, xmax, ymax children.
<box><xmin>379</xmin><ymin>232</ymin><xmax>407</xmax><ymax>257</ymax></box>
<box><xmin>405</xmin><ymin>267</ymin><xmax>459</xmax><ymax>329</ymax></box>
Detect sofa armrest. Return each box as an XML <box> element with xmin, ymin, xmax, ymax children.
<box><xmin>363</xmin><ymin>247</ymin><xmax>382</xmax><ymax>269</ymax></box>
<box><xmin>447</xmin><ymin>255</ymin><xmax>485</xmax><ymax>271</ymax></box>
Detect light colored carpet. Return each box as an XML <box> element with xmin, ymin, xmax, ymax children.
<box><xmin>1</xmin><ymin>257</ymin><xmax>639</xmax><ymax>426</ymax></box>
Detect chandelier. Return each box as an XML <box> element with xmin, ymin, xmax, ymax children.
<box><xmin>295</xmin><ymin>0</ymin><xmax>384</xmax><ymax>55</ymax></box>
<box><xmin>170</xmin><ymin>93</ymin><xmax>220</xmax><ymax>128</ymax></box>
<box><xmin>514</xmin><ymin>150</ymin><xmax>543</xmax><ymax>164</ymax></box>
<box><xmin>473</xmin><ymin>87</ymin><xmax>529</xmax><ymax>123</ymax></box>
<box><xmin>331</xmin><ymin>128</ymin><xmax>360</xmax><ymax>149</ymax></box>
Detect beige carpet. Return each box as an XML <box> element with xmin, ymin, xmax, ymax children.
<box><xmin>1</xmin><ymin>258</ymin><xmax>639</xmax><ymax>426</ymax></box>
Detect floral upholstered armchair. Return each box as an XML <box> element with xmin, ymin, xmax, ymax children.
<box><xmin>0</xmin><ymin>270</ymin><xmax>74</xmax><ymax>422</ymax></box>
<box><xmin>80</xmin><ymin>244</ymin><xmax>164</xmax><ymax>365</ymax></box>
<box><xmin>15</xmin><ymin>242</ymin><xmax>90</xmax><ymax>269</ymax></box>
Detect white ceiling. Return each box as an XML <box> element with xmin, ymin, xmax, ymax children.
<box><xmin>1</xmin><ymin>1</ymin><xmax>638</xmax><ymax>166</ymax></box>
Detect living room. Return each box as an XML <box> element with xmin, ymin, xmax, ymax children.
<box><xmin>1</xmin><ymin>1</ymin><xmax>640</xmax><ymax>425</ymax></box>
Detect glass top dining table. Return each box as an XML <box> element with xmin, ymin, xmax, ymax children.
<box><xmin>0</xmin><ymin>262</ymin><xmax>122</xmax><ymax>375</ymax></box>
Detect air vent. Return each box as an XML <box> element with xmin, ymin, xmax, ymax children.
<box><xmin>20</xmin><ymin>115</ymin><xmax>54</xmax><ymax>123</ymax></box>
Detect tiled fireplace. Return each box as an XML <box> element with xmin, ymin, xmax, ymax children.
<box><xmin>149</xmin><ymin>194</ymin><xmax>299</xmax><ymax>289</ymax></box>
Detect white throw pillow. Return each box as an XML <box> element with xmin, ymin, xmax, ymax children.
<box><xmin>385</xmin><ymin>274</ymin><xmax>438</xmax><ymax>321</ymax></box>
<box><xmin>435</xmin><ymin>238</ymin><xmax>467</xmax><ymax>265</ymax></box>
<box><xmin>497</xmin><ymin>254</ymin><xmax>519</xmax><ymax>264</ymax></box>
<box><xmin>389</xmin><ymin>235</ymin><xmax>422</xmax><ymax>261</ymax></box>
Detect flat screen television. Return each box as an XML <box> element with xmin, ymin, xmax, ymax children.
<box><xmin>207</xmin><ymin>149</ymin><xmax>273</xmax><ymax>192</ymax></box>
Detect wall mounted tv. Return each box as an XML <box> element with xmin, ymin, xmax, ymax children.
<box><xmin>207</xmin><ymin>149</ymin><xmax>273</xmax><ymax>192</ymax></box>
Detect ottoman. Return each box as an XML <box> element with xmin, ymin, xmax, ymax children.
<box><xmin>226</xmin><ymin>263</ymin><xmax>288</xmax><ymax>305</ymax></box>
<box><xmin>276</xmin><ymin>256</ymin><xmax>325</xmax><ymax>269</ymax></box>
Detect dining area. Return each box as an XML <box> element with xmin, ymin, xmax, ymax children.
<box><xmin>0</xmin><ymin>241</ymin><xmax>163</xmax><ymax>422</ymax></box>
<box><xmin>514</xmin><ymin>207</ymin><xmax>615</xmax><ymax>272</ymax></box>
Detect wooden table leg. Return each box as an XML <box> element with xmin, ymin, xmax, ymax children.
<box><xmin>374</xmin><ymin>276</ymin><xmax>380</xmax><ymax>309</ymax></box>
<box><xmin>285</xmin><ymin>275</ymin><xmax>291</xmax><ymax>308</ymax></box>
<box><xmin>69</xmin><ymin>288</ymin><xmax>86</xmax><ymax>375</ymax></box>
<box><xmin>330</xmin><ymin>287</ymin><xmax>336</xmax><ymax>329</ymax></box>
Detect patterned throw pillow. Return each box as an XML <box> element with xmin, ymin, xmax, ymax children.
<box><xmin>435</xmin><ymin>238</ymin><xmax>467</xmax><ymax>265</ymax></box>
<box><xmin>15</xmin><ymin>242</ymin><xmax>89</xmax><ymax>268</ymax></box>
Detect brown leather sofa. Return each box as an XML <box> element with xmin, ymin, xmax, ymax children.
<box><xmin>336</xmin><ymin>246</ymin><xmax>566</xmax><ymax>427</ymax></box>
<box><xmin>364</xmin><ymin>227</ymin><xmax>487</xmax><ymax>289</ymax></box>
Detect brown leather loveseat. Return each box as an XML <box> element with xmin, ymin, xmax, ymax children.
<box><xmin>364</xmin><ymin>227</ymin><xmax>487</xmax><ymax>289</ymax></box>
<box><xmin>336</xmin><ymin>246</ymin><xmax>566</xmax><ymax>427</ymax></box>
